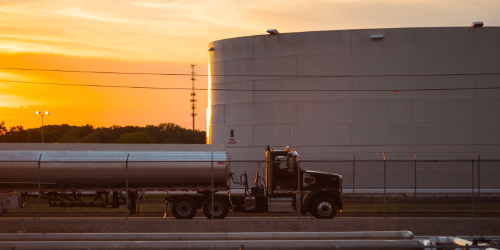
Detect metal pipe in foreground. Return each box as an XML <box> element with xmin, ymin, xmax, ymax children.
<box><xmin>0</xmin><ymin>239</ymin><xmax>421</xmax><ymax>250</ymax></box>
<box><xmin>419</xmin><ymin>237</ymin><xmax>497</xmax><ymax>250</ymax></box>
<box><xmin>452</xmin><ymin>237</ymin><xmax>497</xmax><ymax>250</ymax></box>
<box><xmin>420</xmin><ymin>239</ymin><xmax>436</xmax><ymax>250</ymax></box>
<box><xmin>0</xmin><ymin>231</ymin><xmax>414</xmax><ymax>241</ymax></box>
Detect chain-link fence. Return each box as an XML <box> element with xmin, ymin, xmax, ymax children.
<box><xmin>1</xmin><ymin>154</ymin><xmax>499</xmax><ymax>219</ymax></box>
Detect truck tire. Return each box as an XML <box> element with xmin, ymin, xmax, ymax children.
<box><xmin>310</xmin><ymin>197</ymin><xmax>337</xmax><ymax>219</ymax></box>
<box><xmin>172</xmin><ymin>195</ymin><xmax>197</xmax><ymax>219</ymax></box>
<box><xmin>203</xmin><ymin>196</ymin><xmax>229</xmax><ymax>219</ymax></box>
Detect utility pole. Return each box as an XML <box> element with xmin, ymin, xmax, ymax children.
<box><xmin>35</xmin><ymin>111</ymin><xmax>49</xmax><ymax>143</ymax></box>
<box><xmin>190</xmin><ymin>63</ymin><xmax>197</xmax><ymax>131</ymax></box>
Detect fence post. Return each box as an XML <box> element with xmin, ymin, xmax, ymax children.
<box><xmin>353</xmin><ymin>155</ymin><xmax>355</xmax><ymax>196</ymax></box>
<box><xmin>383</xmin><ymin>152</ymin><xmax>386</xmax><ymax>219</ymax></box>
<box><xmin>38</xmin><ymin>153</ymin><xmax>42</xmax><ymax>221</ymax></box>
<box><xmin>211</xmin><ymin>152</ymin><xmax>214</xmax><ymax>220</ymax></box>
<box><xmin>471</xmin><ymin>152</ymin><xmax>474</xmax><ymax>219</ymax></box>
<box><xmin>414</xmin><ymin>155</ymin><xmax>417</xmax><ymax>200</ymax></box>
<box><xmin>267</xmin><ymin>151</ymin><xmax>271</xmax><ymax>196</ymax></box>
<box><xmin>478</xmin><ymin>154</ymin><xmax>481</xmax><ymax>199</ymax></box>
<box><xmin>126</xmin><ymin>153</ymin><xmax>129</xmax><ymax>220</ymax></box>
<box><xmin>298</xmin><ymin>159</ymin><xmax>301</xmax><ymax>219</ymax></box>
<box><xmin>228</xmin><ymin>156</ymin><xmax>231</xmax><ymax>203</ymax></box>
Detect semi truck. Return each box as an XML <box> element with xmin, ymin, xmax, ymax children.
<box><xmin>0</xmin><ymin>144</ymin><xmax>343</xmax><ymax>219</ymax></box>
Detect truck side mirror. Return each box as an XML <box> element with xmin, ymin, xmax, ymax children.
<box><xmin>287</xmin><ymin>157</ymin><xmax>295</xmax><ymax>173</ymax></box>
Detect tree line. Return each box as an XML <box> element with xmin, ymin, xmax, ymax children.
<box><xmin>0</xmin><ymin>121</ymin><xmax>206</xmax><ymax>144</ymax></box>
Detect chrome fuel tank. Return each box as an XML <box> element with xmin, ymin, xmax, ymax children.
<box><xmin>0</xmin><ymin>144</ymin><xmax>229</xmax><ymax>191</ymax></box>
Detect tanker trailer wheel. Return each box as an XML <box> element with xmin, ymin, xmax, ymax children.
<box><xmin>203</xmin><ymin>195</ymin><xmax>229</xmax><ymax>219</ymax></box>
<box><xmin>172</xmin><ymin>195</ymin><xmax>197</xmax><ymax>219</ymax></box>
<box><xmin>310</xmin><ymin>196</ymin><xmax>337</xmax><ymax>219</ymax></box>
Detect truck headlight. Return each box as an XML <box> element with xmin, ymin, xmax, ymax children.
<box><xmin>339</xmin><ymin>175</ymin><xmax>342</xmax><ymax>194</ymax></box>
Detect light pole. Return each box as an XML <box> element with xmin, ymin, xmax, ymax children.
<box><xmin>35</xmin><ymin>111</ymin><xmax>49</xmax><ymax>143</ymax></box>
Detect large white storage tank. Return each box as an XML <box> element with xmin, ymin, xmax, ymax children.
<box><xmin>207</xmin><ymin>27</ymin><xmax>500</xmax><ymax>159</ymax></box>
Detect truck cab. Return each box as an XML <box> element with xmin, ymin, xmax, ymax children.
<box><xmin>232</xmin><ymin>146</ymin><xmax>343</xmax><ymax>219</ymax></box>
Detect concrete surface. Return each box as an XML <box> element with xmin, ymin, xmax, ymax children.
<box><xmin>1</xmin><ymin>217</ymin><xmax>499</xmax><ymax>236</ymax></box>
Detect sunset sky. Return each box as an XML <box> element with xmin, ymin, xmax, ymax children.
<box><xmin>1</xmin><ymin>0</ymin><xmax>499</xmax><ymax>131</ymax></box>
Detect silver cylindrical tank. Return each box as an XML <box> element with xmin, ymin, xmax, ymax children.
<box><xmin>0</xmin><ymin>150</ymin><xmax>228</xmax><ymax>191</ymax></box>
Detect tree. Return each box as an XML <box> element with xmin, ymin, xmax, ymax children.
<box><xmin>163</xmin><ymin>137</ymin><xmax>182</xmax><ymax>144</ymax></box>
<box><xmin>4</xmin><ymin>126</ymin><xmax>27</xmax><ymax>142</ymax></box>
<box><xmin>0</xmin><ymin>121</ymin><xmax>6</xmax><ymax>135</ymax></box>
<box><xmin>0</xmin><ymin>121</ymin><xmax>6</xmax><ymax>142</ymax></box>
<box><xmin>0</xmin><ymin>122</ymin><xmax>205</xmax><ymax>144</ymax></box>
<box><xmin>58</xmin><ymin>128</ymin><xmax>83</xmax><ymax>143</ymax></box>
<box><xmin>82</xmin><ymin>129</ymin><xmax>112</xmax><ymax>143</ymax></box>
<box><xmin>117</xmin><ymin>131</ymin><xmax>154</xmax><ymax>144</ymax></box>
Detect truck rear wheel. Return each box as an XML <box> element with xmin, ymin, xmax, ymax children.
<box><xmin>311</xmin><ymin>197</ymin><xmax>337</xmax><ymax>219</ymax></box>
<box><xmin>203</xmin><ymin>196</ymin><xmax>229</xmax><ymax>219</ymax></box>
<box><xmin>172</xmin><ymin>195</ymin><xmax>197</xmax><ymax>219</ymax></box>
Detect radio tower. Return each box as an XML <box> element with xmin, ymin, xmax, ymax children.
<box><xmin>190</xmin><ymin>63</ymin><xmax>197</xmax><ymax>131</ymax></box>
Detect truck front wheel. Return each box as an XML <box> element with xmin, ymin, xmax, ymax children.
<box><xmin>311</xmin><ymin>197</ymin><xmax>337</xmax><ymax>219</ymax></box>
<box><xmin>172</xmin><ymin>195</ymin><xmax>197</xmax><ymax>219</ymax></box>
<box><xmin>203</xmin><ymin>196</ymin><xmax>229</xmax><ymax>219</ymax></box>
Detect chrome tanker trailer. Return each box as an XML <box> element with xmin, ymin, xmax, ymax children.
<box><xmin>0</xmin><ymin>144</ymin><xmax>343</xmax><ymax>219</ymax></box>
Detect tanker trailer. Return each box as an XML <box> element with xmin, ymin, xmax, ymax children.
<box><xmin>0</xmin><ymin>143</ymin><xmax>229</xmax><ymax>218</ymax></box>
<box><xmin>0</xmin><ymin>144</ymin><xmax>343</xmax><ymax>219</ymax></box>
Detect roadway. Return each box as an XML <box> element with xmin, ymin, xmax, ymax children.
<box><xmin>1</xmin><ymin>217</ymin><xmax>499</xmax><ymax>236</ymax></box>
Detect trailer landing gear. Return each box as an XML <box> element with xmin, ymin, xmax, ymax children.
<box><xmin>127</xmin><ymin>191</ymin><xmax>137</xmax><ymax>215</ymax></box>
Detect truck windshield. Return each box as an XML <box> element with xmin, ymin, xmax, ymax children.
<box><xmin>275</xmin><ymin>156</ymin><xmax>295</xmax><ymax>171</ymax></box>
<box><xmin>275</xmin><ymin>156</ymin><xmax>288</xmax><ymax>169</ymax></box>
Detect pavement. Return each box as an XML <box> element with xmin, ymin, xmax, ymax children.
<box><xmin>0</xmin><ymin>217</ymin><xmax>499</xmax><ymax>236</ymax></box>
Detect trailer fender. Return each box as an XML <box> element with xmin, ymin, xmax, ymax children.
<box><xmin>302</xmin><ymin>187</ymin><xmax>342</xmax><ymax>212</ymax></box>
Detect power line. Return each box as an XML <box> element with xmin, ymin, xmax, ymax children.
<box><xmin>0</xmin><ymin>79</ymin><xmax>197</xmax><ymax>90</ymax></box>
<box><xmin>0</xmin><ymin>67</ymin><xmax>191</xmax><ymax>76</ymax></box>
<box><xmin>2</xmin><ymin>79</ymin><xmax>500</xmax><ymax>92</ymax></box>
<box><xmin>1</xmin><ymin>67</ymin><xmax>500</xmax><ymax>78</ymax></box>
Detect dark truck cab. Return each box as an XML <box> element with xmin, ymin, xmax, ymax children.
<box><xmin>231</xmin><ymin>146</ymin><xmax>343</xmax><ymax>219</ymax></box>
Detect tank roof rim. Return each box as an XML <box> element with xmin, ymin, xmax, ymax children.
<box><xmin>210</xmin><ymin>26</ymin><xmax>500</xmax><ymax>44</ymax></box>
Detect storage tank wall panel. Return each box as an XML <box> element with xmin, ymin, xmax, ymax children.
<box><xmin>254</xmin><ymin>78</ymin><xmax>353</xmax><ymax>102</ymax></box>
<box><xmin>208</xmin><ymin>27</ymin><xmax>500</xmax><ymax>156</ymax></box>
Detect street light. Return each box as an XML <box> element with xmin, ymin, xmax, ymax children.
<box><xmin>35</xmin><ymin>111</ymin><xmax>49</xmax><ymax>143</ymax></box>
